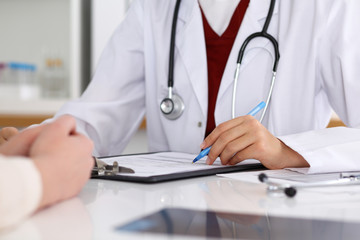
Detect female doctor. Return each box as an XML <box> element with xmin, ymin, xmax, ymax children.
<box><xmin>2</xmin><ymin>0</ymin><xmax>360</xmax><ymax>173</ymax></box>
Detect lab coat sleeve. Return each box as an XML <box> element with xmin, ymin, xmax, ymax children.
<box><xmin>278</xmin><ymin>1</ymin><xmax>360</xmax><ymax>174</ymax></box>
<box><xmin>0</xmin><ymin>155</ymin><xmax>42</xmax><ymax>230</ymax></box>
<box><xmin>53</xmin><ymin>0</ymin><xmax>146</xmax><ymax>157</ymax></box>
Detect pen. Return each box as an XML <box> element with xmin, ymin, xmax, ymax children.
<box><xmin>192</xmin><ymin>101</ymin><xmax>266</xmax><ymax>164</ymax></box>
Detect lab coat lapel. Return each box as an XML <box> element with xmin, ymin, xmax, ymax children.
<box><xmin>176</xmin><ymin>0</ymin><xmax>208</xmax><ymax>119</ymax></box>
<box><xmin>217</xmin><ymin>0</ymin><xmax>279</xmax><ymax>105</ymax></box>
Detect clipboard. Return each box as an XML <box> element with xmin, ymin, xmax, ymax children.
<box><xmin>91</xmin><ymin>152</ymin><xmax>266</xmax><ymax>183</ymax></box>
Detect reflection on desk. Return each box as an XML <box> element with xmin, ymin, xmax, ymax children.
<box><xmin>2</xmin><ymin>176</ymin><xmax>360</xmax><ymax>239</ymax></box>
<box><xmin>0</xmin><ymin>198</ymin><xmax>92</xmax><ymax>240</ymax></box>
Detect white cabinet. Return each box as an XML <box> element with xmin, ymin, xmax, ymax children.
<box><xmin>0</xmin><ymin>0</ymin><xmax>133</xmax><ymax>118</ymax></box>
<box><xmin>0</xmin><ymin>0</ymin><xmax>91</xmax><ymax>115</ymax></box>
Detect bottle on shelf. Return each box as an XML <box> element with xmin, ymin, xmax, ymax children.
<box><xmin>42</xmin><ymin>52</ymin><xmax>68</xmax><ymax>99</ymax></box>
<box><xmin>0</xmin><ymin>62</ymin><xmax>40</xmax><ymax>100</ymax></box>
<box><xmin>0</xmin><ymin>62</ymin><xmax>20</xmax><ymax>99</ymax></box>
<box><xmin>0</xmin><ymin>62</ymin><xmax>19</xmax><ymax>99</ymax></box>
<box><xmin>8</xmin><ymin>62</ymin><xmax>19</xmax><ymax>85</ymax></box>
<box><xmin>18</xmin><ymin>63</ymin><xmax>40</xmax><ymax>100</ymax></box>
<box><xmin>0</xmin><ymin>63</ymin><xmax>6</xmax><ymax>84</ymax></box>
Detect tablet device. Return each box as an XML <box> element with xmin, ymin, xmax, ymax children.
<box><xmin>116</xmin><ymin>208</ymin><xmax>360</xmax><ymax>239</ymax></box>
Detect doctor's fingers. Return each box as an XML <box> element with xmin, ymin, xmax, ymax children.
<box><xmin>227</xmin><ymin>144</ymin><xmax>263</xmax><ymax>166</ymax></box>
<box><xmin>216</xmin><ymin>123</ymin><xmax>281</xmax><ymax>166</ymax></box>
<box><xmin>218</xmin><ymin>134</ymin><xmax>257</xmax><ymax>165</ymax></box>
<box><xmin>203</xmin><ymin>115</ymin><xmax>255</xmax><ymax>148</ymax></box>
<box><xmin>207</xmin><ymin>128</ymin><xmax>254</xmax><ymax>165</ymax></box>
<box><xmin>228</xmin><ymin>134</ymin><xmax>283</xmax><ymax>168</ymax></box>
<box><xmin>206</xmin><ymin>117</ymin><xmax>261</xmax><ymax>165</ymax></box>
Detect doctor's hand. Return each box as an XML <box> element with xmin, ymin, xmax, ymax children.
<box><xmin>0</xmin><ymin>127</ymin><xmax>19</xmax><ymax>145</ymax></box>
<box><xmin>202</xmin><ymin>115</ymin><xmax>309</xmax><ymax>169</ymax></box>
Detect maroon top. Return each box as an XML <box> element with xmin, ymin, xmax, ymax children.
<box><xmin>201</xmin><ymin>0</ymin><xmax>250</xmax><ymax>137</ymax></box>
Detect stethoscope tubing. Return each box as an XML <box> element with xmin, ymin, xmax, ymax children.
<box><xmin>168</xmin><ymin>0</ymin><xmax>182</xmax><ymax>89</ymax></box>
<box><xmin>232</xmin><ymin>0</ymin><xmax>279</xmax><ymax>121</ymax></box>
<box><xmin>163</xmin><ymin>0</ymin><xmax>279</xmax><ymax>121</ymax></box>
<box><xmin>260</xmin><ymin>71</ymin><xmax>276</xmax><ymax>123</ymax></box>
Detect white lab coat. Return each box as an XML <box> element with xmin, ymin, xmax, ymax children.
<box><xmin>54</xmin><ymin>0</ymin><xmax>360</xmax><ymax>173</ymax></box>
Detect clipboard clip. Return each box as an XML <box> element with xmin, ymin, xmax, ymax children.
<box><xmin>92</xmin><ymin>157</ymin><xmax>135</xmax><ymax>176</ymax></box>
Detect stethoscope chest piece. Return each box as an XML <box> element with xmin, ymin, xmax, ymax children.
<box><xmin>160</xmin><ymin>93</ymin><xmax>185</xmax><ymax>120</ymax></box>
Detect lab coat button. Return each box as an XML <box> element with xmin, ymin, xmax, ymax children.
<box><xmin>197</xmin><ymin>122</ymin><xmax>202</xmax><ymax>128</ymax></box>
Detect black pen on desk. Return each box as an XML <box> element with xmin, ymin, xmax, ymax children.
<box><xmin>192</xmin><ymin>101</ymin><xmax>266</xmax><ymax>164</ymax></box>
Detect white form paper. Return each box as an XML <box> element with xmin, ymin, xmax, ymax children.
<box><xmin>99</xmin><ymin>152</ymin><xmax>260</xmax><ymax>177</ymax></box>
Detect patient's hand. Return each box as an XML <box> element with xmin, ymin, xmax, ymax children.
<box><xmin>0</xmin><ymin>127</ymin><xmax>19</xmax><ymax>145</ymax></box>
<box><xmin>0</xmin><ymin>125</ymin><xmax>44</xmax><ymax>156</ymax></box>
<box><xmin>0</xmin><ymin>115</ymin><xmax>94</xmax><ymax>211</ymax></box>
<box><xmin>30</xmin><ymin>115</ymin><xmax>94</xmax><ymax>209</ymax></box>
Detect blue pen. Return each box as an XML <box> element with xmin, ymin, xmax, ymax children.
<box><xmin>192</xmin><ymin>101</ymin><xmax>266</xmax><ymax>164</ymax></box>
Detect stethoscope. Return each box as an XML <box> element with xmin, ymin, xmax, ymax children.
<box><xmin>259</xmin><ymin>173</ymin><xmax>360</xmax><ymax>198</ymax></box>
<box><xmin>160</xmin><ymin>0</ymin><xmax>280</xmax><ymax>121</ymax></box>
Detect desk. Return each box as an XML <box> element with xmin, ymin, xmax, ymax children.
<box><xmin>2</xmin><ymin>175</ymin><xmax>360</xmax><ymax>239</ymax></box>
